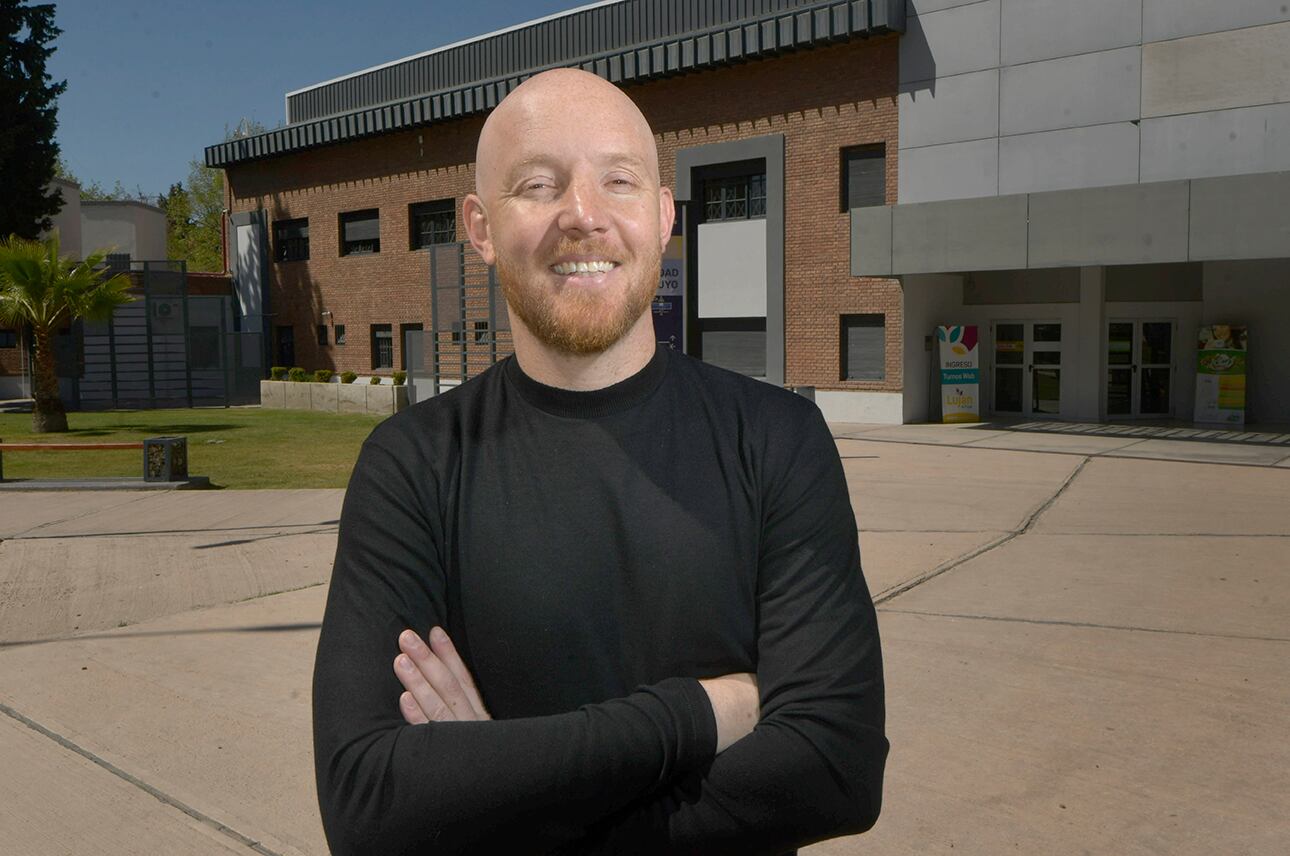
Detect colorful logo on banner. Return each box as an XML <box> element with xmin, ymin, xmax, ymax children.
<box><xmin>1194</xmin><ymin>324</ymin><xmax>1247</xmax><ymax>425</ymax></box>
<box><xmin>936</xmin><ymin>325</ymin><xmax>980</xmax><ymax>423</ymax></box>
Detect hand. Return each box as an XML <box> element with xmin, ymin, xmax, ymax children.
<box><xmin>698</xmin><ymin>673</ymin><xmax>759</xmax><ymax>753</ymax></box>
<box><xmin>394</xmin><ymin>627</ymin><xmax>492</xmax><ymax>724</ymax></box>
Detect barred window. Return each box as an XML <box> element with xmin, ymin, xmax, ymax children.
<box><xmin>274</xmin><ymin>218</ymin><xmax>309</xmax><ymax>262</ymax></box>
<box><xmin>340</xmin><ymin>209</ymin><xmax>380</xmax><ymax>256</ymax></box>
<box><xmin>410</xmin><ymin>200</ymin><xmax>456</xmax><ymax>249</ymax></box>
<box><xmin>371</xmin><ymin>324</ymin><xmax>393</xmax><ymax>369</ymax></box>
<box><xmin>841</xmin><ymin>144</ymin><xmax>886</xmax><ymax>211</ymax></box>
<box><xmin>704</xmin><ymin>174</ymin><xmax>766</xmax><ymax>222</ymax></box>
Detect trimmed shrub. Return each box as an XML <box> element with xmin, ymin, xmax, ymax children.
<box><xmin>339</xmin><ymin>371</ymin><xmax>357</xmax><ymax>384</ymax></box>
<box><xmin>288</xmin><ymin>367</ymin><xmax>308</xmax><ymax>383</ymax></box>
<box><xmin>314</xmin><ymin>369</ymin><xmax>334</xmax><ymax>383</ymax></box>
<box><xmin>269</xmin><ymin>366</ymin><xmax>288</xmax><ymax>381</ymax></box>
<box><xmin>392</xmin><ymin>370</ymin><xmax>407</xmax><ymax>386</ymax></box>
<box><xmin>369</xmin><ymin>376</ymin><xmax>382</xmax><ymax>385</ymax></box>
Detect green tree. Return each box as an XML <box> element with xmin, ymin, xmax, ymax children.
<box><xmin>0</xmin><ymin>1</ymin><xmax>66</xmax><ymax>239</ymax></box>
<box><xmin>0</xmin><ymin>233</ymin><xmax>133</xmax><ymax>432</ymax></box>
<box><xmin>161</xmin><ymin>158</ymin><xmax>224</xmax><ymax>271</ymax></box>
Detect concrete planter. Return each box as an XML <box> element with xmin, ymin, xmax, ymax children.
<box><xmin>259</xmin><ymin>380</ymin><xmax>408</xmax><ymax>416</ymax></box>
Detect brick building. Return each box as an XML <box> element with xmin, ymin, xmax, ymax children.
<box><xmin>209</xmin><ymin>0</ymin><xmax>910</xmax><ymax>422</ymax></box>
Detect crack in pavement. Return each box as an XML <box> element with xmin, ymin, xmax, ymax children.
<box><xmin>8</xmin><ymin>522</ymin><xmax>340</xmax><ymax>541</ymax></box>
<box><xmin>877</xmin><ymin>608</ymin><xmax>1290</xmax><ymax>644</ymax></box>
<box><xmin>0</xmin><ymin>701</ymin><xmax>284</xmax><ymax>856</ymax></box>
<box><xmin>1</xmin><ymin>491</ymin><xmax>158</xmax><ymax>540</ymax></box>
<box><xmin>873</xmin><ymin>456</ymin><xmax>1091</xmax><ymax>605</ymax></box>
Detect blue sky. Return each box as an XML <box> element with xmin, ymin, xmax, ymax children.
<box><xmin>50</xmin><ymin>0</ymin><xmax>580</xmax><ymax>199</ymax></box>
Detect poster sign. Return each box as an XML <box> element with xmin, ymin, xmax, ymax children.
<box><xmin>937</xmin><ymin>325</ymin><xmax>980</xmax><ymax>423</ymax></box>
<box><xmin>1193</xmin><ymin>325</ymin><xmax>1247</xmax><ymax>425</ymax></box>
<box><xmin>652</xmin><ymin>231</ymin><xmax>685</xmax><ymax>351</ymax></box>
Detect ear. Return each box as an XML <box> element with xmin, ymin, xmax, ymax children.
<box><xmin>462</xmin><ymin>194</ymin><xmax>495</xmax><ymax>266</ymax></box>
<box><xmin>657</xmin><ymin>185</ymin><xmax>675</xmax><ymax>254</ymax></box>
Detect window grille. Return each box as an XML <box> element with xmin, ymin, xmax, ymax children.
<box><xmin>274</xmin><ymin>218</ymin><xmax>310</xmax><ymax>261</ymax></box>
<box><xmin>341</xmin><ymin>210</ymin><xmax>380</xmax><ymax>255</ymax></box>
<box><xmin>410</xmin><ymin>200</ymin><xmax>456</xmax><ymax>249</ymax></box>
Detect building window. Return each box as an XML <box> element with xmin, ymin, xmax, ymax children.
<box><xmin>703</xmin><ymin>174</ymin><xmax>766</xmax><ymax>222</ymax></box>
<box><xmin>334</xmin><ymin>324</ymin><xmax>346</xmax><ymax>345</ymax></box>
<box><xmin>340</xmin><ymin>209</ymin><xmax>380</xmax><ymax>256</ymax></box>
<box><xmin>371</xmin><ymin>324</ymin><xmax>393</xmax><ymax>369</ymax></box>
<box><xmin>275</xmin><ymin>325</ymin><xmax>295</xmax><ymax>367</ymax></box>
<box><xmin>841</xmin><ymin>314</ymin><xmax>885</xmax><ymax>381</ymax></box>
<box><xmin>841</xmin><ymin>144</ymin><xmax>886</xmax><ymax>211</ymax></box>
<box><xmin>410</xmin><ymin>200</ymin><xmax>456</xmax><ymax>249</ymax></box>
<box><xmin>273</xmin><ymin>218</ymin><xmax>309</xmax><ymax>261</ymax></box>
<box><xmin>0</xmin><ymin>329</ymin><xmax>17</xmax><ymax>348</ymax></box>
<box><xmin>317</xmin><ymin>324</ymin><xmax>328</xmax><ymax>347</ymax></box>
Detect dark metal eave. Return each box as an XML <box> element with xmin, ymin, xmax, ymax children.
<box><xmin>205</xmin><ymin>0</ymin><xmax>902</xmax><ymax>169</ymax></box>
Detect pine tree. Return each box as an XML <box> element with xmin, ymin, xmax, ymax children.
<box><xmin>0</xmin><ymin>1</ymin><xmax>66</xmax><ymax>239</ymax></box>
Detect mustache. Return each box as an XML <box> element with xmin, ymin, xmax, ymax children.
<box><xmin>545</xmin><ymin>237</ymin><xmax>626</xmax><ymax>263</ymax></box>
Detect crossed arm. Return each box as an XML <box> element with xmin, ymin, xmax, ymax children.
<box><xmin>393</xmin><ymin>626</ymin><xmax>760</xmax><ymax>753</ymax></box>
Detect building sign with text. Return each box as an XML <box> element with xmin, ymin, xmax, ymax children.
<box><xmin>937</xmin><ymin>325</ymin><xmax>980</xmax><ymax>423</ymax></box>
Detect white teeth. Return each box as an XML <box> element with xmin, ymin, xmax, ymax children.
<box><xmin>552</xmin><ymin>261</ymin><xmax>616</xmax><ymax>275</ymax></box>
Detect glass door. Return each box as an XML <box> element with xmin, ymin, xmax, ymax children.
<box><xmin>992</xmin><ymin>322</ymin><xmax>1062</xmax><ymax>416</ymax></box>
<box><xmin>993</xmin><ymin>323</ymin><xmax>1025</xmax><ymax>414</ymax></box>
<box><xmin>1105</xmin><ymin>320</ymin><xmax>1174</xmax><ymax>418</ymax></box>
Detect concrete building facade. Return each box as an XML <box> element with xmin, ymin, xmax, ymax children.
<box><xmin>853</xmin><ymin>0</ymin><xmax>1290</xmax><ymax>423</ymax></box>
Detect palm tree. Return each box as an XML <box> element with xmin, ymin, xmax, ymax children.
<box><xmin>0</xmin><ymin>233</ymin><xmax>134</xmax><ymax>432</ymax></box>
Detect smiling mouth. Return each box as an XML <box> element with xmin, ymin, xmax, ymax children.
<box><xmin>550</xmin><ymin>260</ymin><xmax>619</xmax><ymax>276</ymax></box>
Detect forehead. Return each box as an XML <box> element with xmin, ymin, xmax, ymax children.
<box><xmin>488</xmin><ymin>85</ymin><xmax>656</xmax><ymax>176</ymax></box>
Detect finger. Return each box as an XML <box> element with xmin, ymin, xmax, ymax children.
<box><xmin>393</xmin><ymin>651</ymin><xmax>454</xmax><ymax>722</ymax></box>
<box><xmin>428</xmin><ymin>627</ymin><xmax>491</xmax><ymax>720</ymax></box>
<box><xmin>399</xmin><ymin>691</ymin><xmax>429</xmax><ymax>725</ymax></box>
<box><xmin>399</xmin><ymin>630</ymin><xmax>478</xmax><ymax>721</ymax></box>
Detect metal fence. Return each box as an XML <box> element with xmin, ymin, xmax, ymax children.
<box><xmin>74</xmin><ymin>261</ymin><xmax>262</xmax><ymax>410</ymax></box>
<box><xmin>411</xmin><ymin>243</ymin><xmax>512</xmax><ymax>399</ymax></box>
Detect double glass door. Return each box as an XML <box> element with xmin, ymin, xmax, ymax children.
<box><xmin>993</xmin><ymin>322</ymin><xmax>1062</xmax><ymax>416</ymax></box>
<box><xmin>1107</xmin><ymin>320</ymin><xmax>1173</xmax><ymax>417</ymax></box>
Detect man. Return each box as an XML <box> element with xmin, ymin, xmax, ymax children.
<box><xmin>313</xmin><ymin>68</ymin><xmax>887</xmax><ymax>855</ymax></box>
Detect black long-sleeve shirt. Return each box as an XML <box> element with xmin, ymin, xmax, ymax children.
<box><xmin>313</xmin><ymin>346</ymin><xmax>887</xmax><ymax>854</ymax></box>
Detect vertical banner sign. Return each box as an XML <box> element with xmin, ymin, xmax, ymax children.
<box><xmin>937</xmin><ymin>325</ymin><xmax>980</xmax><ymax>423</ymax></box>
<box><xmin>652</xmin><ymin>214</ymin><xmax>685</xmax><ymax>350</ymax></box>
<box><xmin>1194</xmin><ymin>325</ymin><xmax>1247</xmax><ymax>425</ymax></box>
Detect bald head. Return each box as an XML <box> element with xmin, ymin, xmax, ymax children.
<box><xmin>474</xmin><ymin>68</ymin><xmax>660</xmax><ymax>200</ymax></box>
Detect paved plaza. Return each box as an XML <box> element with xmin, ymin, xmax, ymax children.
<box><xmin>1</xmin><ymin>421</ymin><xmax>1287</xmax><ymax>855</ymax></box>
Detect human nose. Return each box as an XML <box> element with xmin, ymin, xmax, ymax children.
<box><xmin>556</xmin><ymin>174</ymin><xmax>607</xmax><ymax>236</ymax></box>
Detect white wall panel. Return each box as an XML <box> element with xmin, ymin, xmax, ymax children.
<box><xmin>1000</xmin><ymin>47</ymin><xmax>1141</xmax><ymax>136</ymax></box>
<box><xmin>901</xmin><ymin>0</ymin><xmax>999</xmax><ymax>84</ymax></box>
<box><xmin>899</xmin><ymin>68</ymin><xmax>999</xmax><ymax>149</ymax></box>
<box><xmin>1143</xmin><ymin>22</ymin><xmax>1290</xmax><ymax>118</ymax></box>
<box><xmin>696</xmin><ymin>219</ymin><xmax>767</xmax><ymax>318</ymax></box>
<box><xmin>898</xmin><ymin>137</ymin><xmax>999</xmax><ymax>203</ymax></box>
<box><xmin>1141</xmin><ymin>102</ymin><xmax>1290</xmax><ymax>182</ymax></box>
<box><xmin>1144</xmin><ymin>0</ymin><xmax>1290</xmax><ymax>43</ymax></box>
<box><xmin>1000</xmin><ymin>122</ymin><xmax>1140</xmax><ymax>196</ymax></box>
<box><xmin>1000</xmin><ymin>0</ymin><xmax>1140</xmax><ymax>66</ymax></box>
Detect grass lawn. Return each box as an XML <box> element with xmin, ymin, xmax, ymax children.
<box><xmin>0</xmin><ymin>407</ymin><xmax>385</xmax><ymax>489</ymax></box>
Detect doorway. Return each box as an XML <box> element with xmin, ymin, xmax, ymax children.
<box><xmin>1106</xmin><ymin>320</ymin><xmax>1174</xmax><ymax>418</ymax></box>
<box><xmin>992</xmin><ymin>321</ymin><xmax>1063</xmax><ymax>416</ymax></box>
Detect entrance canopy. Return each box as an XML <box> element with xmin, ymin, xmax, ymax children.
<box><xmin>851</xmin><ymin>170</ymin><xmax>1290</xmax><ymax>276</ymax></box>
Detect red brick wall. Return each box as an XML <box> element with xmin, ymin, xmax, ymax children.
<box><xmin>226</xmin><ymin>36</ymin><xmax>902</xmax><ymax>387</ymax></box>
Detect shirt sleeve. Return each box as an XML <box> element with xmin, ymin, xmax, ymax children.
<box><xmin>312</xmin><ymin>430</ymin><xmax>718</xmax><ymax>855</ymax></box>
<box><xmin>578</xmin><ymin>402</ymin><xmax>888</xmax><ymax>854</ymax></box>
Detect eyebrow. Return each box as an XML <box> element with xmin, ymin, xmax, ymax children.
<box><xmin>503</xmin><ymin>152</ymin><xmax>650</xmax><ymax>186</ymax></box>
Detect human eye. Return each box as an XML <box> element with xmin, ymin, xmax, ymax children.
<box><xmin>605</xmin><ymin>173</ymin><xmax>639</xmax><ymax>192</ymax></box>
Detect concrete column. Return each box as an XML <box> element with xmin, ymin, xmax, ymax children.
<box><xmin>1075</xmin><ymin>266</ymin><xmax>1105</xmax><ymax>419</ymax></box>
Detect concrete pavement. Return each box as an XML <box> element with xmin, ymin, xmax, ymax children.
<box><xmin>0</xmin><ymin>422</ymin><xmax>1287</xmax><ymax>854</ymax></box>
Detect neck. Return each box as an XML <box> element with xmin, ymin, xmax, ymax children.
<box><xmin>510</xmin><ymin>312</ymin><xmax>657</xmax><ymax>391</ymax></box>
